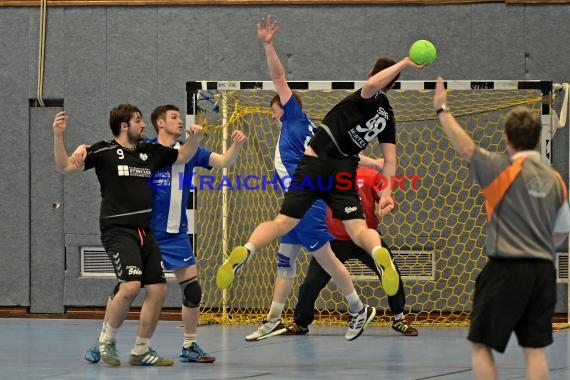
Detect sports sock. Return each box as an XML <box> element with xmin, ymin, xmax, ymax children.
<box><xmin>183</xmin><ymin>333</ymin><xmax>197</xmax><ymax>349</ymax></box>
<box><xmin>98</xmin><ymin>321</ymin><xmax>108</xmax><ymax>341</ymax></box>
<box><xmin>267</xmin><ymin>301</ymin><xmax>285</xmax><ymax>322</ymax></box>
<box><xmin>99</xmin><ymin>323</ymin><xmax>118</xmax><ymax>343</ymax></box>
<box><xmin>346</xmin><ymin>291</ymin><xmax>364</xmax><ymax>315</ymax></box>
<box><xmin>371</xmin><ymin>245</ymin><xmax>382</xmax><ymax>257</ymax></box>
<box><xmin>132</xmin><ymin>336</ymin><xmax>150</xmax><ymax>355</ymax></box>
<box><xmin>393</xmin><ymin>312</ymin><xmax>403</xmax><ymax>321</ymax></box>
<box><xmin>244</xmin><ymin>242</ymin><xmax>256</xmax><ymax>257</ymax></box>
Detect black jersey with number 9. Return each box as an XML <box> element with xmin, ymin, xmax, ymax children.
<box><xmin>84</xmin><ymin>140</ymin><xmax>178</xmax><ymax>229</ymax></box>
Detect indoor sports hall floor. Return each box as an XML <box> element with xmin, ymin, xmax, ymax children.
<box><xmin>1</xmin><ymin>318</ymin><xmax>568</xmax><ymax>379</ymax></box>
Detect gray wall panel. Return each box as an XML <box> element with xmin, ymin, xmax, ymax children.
<box><xmin>525</xmin><ymin>5</ymin><xmax>570</xmax><ymax>82</ymax></box>
<box><xmin>156</xmin><ymin>7</ymin><xmax>211</xmax><ymax>113</ymax></box>
<box><xmin>30</xmin><ymin>108</ymin><xmax>64</xmax><ymax>313</ymax></box>
<box><xmin>471</xmin><ymin>4</ymin><xmax>525</xmax><ymax>80</ymax></box>
<box><xmin>0</xmin><ymin>8</ymin><xmax>31</xmax><ymax>306</ymax></box>
<box><xmin>206</xmin><ymin>6</ymin><xmax>262</xmax><ymax>79</ymax></box>
<box><xmin>107</xmin><ymin>7</ymin><xmax>157</xmax><ymax>114</ymax></box>
<box><xmin>63</xmin><ymin>7</ymin><xmax>108</xmax><ymax>235</ymax></box>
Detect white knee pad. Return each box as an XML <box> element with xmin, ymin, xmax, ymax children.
<box><xmin>276</xmin><ymin>243</ymin><xmax>302</xmax><ymax>279</ymax></box>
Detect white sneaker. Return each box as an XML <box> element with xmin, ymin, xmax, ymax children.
<box><xmin>245</xmin><ymin>319</ymin><xmax>287</xmax><ymax>342</ymax></box>
<box><xmin>345</xmin><ymin>305</ymin><xmax>376</xmax><ymax>341</ymax></box>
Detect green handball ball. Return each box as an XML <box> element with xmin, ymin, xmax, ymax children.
<box><xmin>408</xmin><ymin>40</ymin><xmax>437</xmax><ymax>65</ymax></box>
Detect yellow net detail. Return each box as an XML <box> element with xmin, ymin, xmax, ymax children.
<box><xmin>192</xmin><ymin>87</ymin><xmax>544</xmax><ymax>327</ymax></box>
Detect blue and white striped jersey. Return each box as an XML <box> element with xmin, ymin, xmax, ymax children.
<box><xmin>274</xmin><ymin>96</ymin><xmax>317</xmax><ymax>185</ymax></box>
<box><xmin>149</xmin><ymin>139</ymin><xmax>212</xmax><ymax>234</ymax></box>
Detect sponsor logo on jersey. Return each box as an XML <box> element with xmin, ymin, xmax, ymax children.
<box><xmin>117</xmin><ymin>165</ymin><xmax>152</xmax><ymax>178</ymax></box>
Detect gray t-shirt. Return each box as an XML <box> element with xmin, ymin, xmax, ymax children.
<box><xmin>469</xmin><ymin>147</ymin><xmax>570</xmax><ymax>261</ymax></box>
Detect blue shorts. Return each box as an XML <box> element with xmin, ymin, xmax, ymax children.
<box><xmin>153</xmin><ymin>231</ymin><xmax>196</xmax><ymax>270</ymax></box>
<box><xmin>281</xmin><ymin>200</ymin><xmax>334</xmax><ymax>252</ymax></box>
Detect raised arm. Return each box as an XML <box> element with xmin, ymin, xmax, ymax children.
<box><xmin>433</xmin><ymin>76</ymin><xmax>476</xmax><ymax>162</ymax></box>
<box><xmin>53</xmin><ymin>112</ymin><xmax>84</xmax><ymax>175</ymax></box>
<box><xmin>361</xmin><ymin>57</ymin><xmax>424</xmax><ymax>99</ymax></box>
<box><xmin>258</xmin><ymin>15</ymin><xmax>292</xmax><ymax>105</ymax></box>
<box><xmin>209</xmin><ymin>130</ymin><xmax>247</xmax><ymax>168</ymax></box>
<box><xmin>175</xmin><ymin>123</ymin><xmax>204</xmax><ymax>164</ymax></box>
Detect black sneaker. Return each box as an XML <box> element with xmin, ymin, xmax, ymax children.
<box><xmin>282</xmin><ymin>323</ymin><xmax>309</xmax><ymax>335</ymax></box>
<box><xmin>392</xmin><ymin>318</ymin><xmax>419</xmax><ymax>336</ymax></box>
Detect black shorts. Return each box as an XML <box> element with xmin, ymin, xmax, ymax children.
<box><xmin>100</xmin><ymin>226</ymin><xmax>166</xmax><ymax>285</ymax></box>
<box><xmin>468</xmin><ymin>257</ymin><xmax>556</xmax><ymax>353</ymax></box>
<box><xmin>279</xmin><ymin>154</ymin><xmax>364</xmax><ymax>220</ymax></box>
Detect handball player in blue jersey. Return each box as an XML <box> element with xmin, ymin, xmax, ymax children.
<box><xmin>148</xmin><ymin>105</ymin><xmax>246</xmax><ymax>361</ymax></box>
<box><xmin>219</xmin><ymin>16</ymin><xmax>376</xmax><ymax>342</ymax></box>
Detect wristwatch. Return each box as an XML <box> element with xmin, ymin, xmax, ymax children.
<box><xmin>436</xmin><ymin>104</ymin><xmax>451</xmax><ymax>114</ymax></box>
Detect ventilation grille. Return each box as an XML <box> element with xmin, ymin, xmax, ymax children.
<box><xmin>347</xmin><ymin>250</ymin><xmax>435</xmax><ymax>282</ymax></box>
<box><xmin>556</xmin><ymin>252</ymin><xmax>568</xmax><ymax>283</ymax></box>
<box><xmin>80</xmin><ymin>247</ymin><xmax>173</xmax><ymax>277</ymax></box>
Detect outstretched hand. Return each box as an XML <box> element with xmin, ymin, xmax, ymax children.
<box><xmin>404</xmin><ymin>56</ymin><xmax>426</xmax><ymax>69</ymax></box>
<box><xmin>187</xmin><ymin>123</ymin><xmax>204</xmax><ymax>143</ymax></box>
<box><xmin>257</xmin><ymin>15</ymin><xmax>278</xmax><ymax>44</ymax></box>
<box><xmin>53</xmin><ymin>111</ymin><xmax>68</xmax><ymax>136</ymax></box>
<box><xmin>231</xmin><ymin>130</ymin><xmax>247</xmax><ymax>146</ymax></box>
<box><xmin>433</xmin><ymin>76</ymin><xmax>447</xmax><ymax>110</ymax></box>
<box><xmin>70</xmin><ymin>144</ymin><xmax>89</xmax><ymax>168</ymax></box>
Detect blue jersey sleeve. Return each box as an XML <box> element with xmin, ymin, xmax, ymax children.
<box><xmin>186</xmin><ymin>146</ymin><xmax>213</xmax><ymax>171</ymax></box>
<box><xmin>282</xmin><ymin>96</ymin><xmax>305</xmax><ymax>122</ymax></box>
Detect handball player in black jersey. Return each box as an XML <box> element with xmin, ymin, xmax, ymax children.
<box><xmin>53</xmin><ymin>103</ymin><xmax>203</xmax><ymax>366</ymax></box>
<box><xmin>222</xmin><ymin>57</ymin><xmax>425</xmax><ymax>300</ymax></box>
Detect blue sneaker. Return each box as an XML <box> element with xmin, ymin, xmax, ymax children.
<box><xmin>84</xmin><ymin>343</ymin><xmax>101</xmax><ymax>363</ymax></box>
<box><xmin>179</xmin><ymin>342</ymin><xmax>216</xmax><ymax>363</ymax></box>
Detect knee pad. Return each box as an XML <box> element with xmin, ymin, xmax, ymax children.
<box><xmin>276</xmin><ymin>244</ymin><xmax>301</xmax><ymax>279</ymax></box>
<box><xmin>180</xmin><ymin>277</ymin><xmax>201</xmax><ymax>308</ymax></box>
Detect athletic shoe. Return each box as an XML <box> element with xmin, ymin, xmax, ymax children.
<box><xmin>392</xmin><ymin>318</ymin><xmax>419</xmax><ymax>336</ymax></box>
<box><xmin>128</xmin><ymin>348</ymin><xmax>174</xmax><ymax>366</ymax></box>
<box><xmin>179</xmin><ymin>342</ymin><xmax>216</xmax><ymax>363</ymax></box>
<box><xmin>99</xmin><ymin>340</ymin><xmax>120</xmax><ymax>366</ymax></box>
<box><xmin>216</xmin><ymin>246</ymin><xmax>249</xmax><ymax>289</ymax></box>
<box><xmin>84</xmin><ymin>343</ymin><xmax>101</xmax><ymax>363</ymax></box>
<box><xmin>245</xmin><ymin>318</ymin><xmax>287</xmax><ymax>342</ymax></box>
<box><xmin>282</xmin><ymin>323</ymin><xmax>309</xmax><ymax>336</ymax></box>
<box><xmin>372</xmin><ymin>247</ymin><xmax>399</xmax><ymax>296</ymax></box>
<box><xmin>345</xmin><ymin>305</ymin><xmax>376</xmax><ymax>341</ymax></box>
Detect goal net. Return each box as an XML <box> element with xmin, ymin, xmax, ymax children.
<box><xmin>185</xmin><ymin>80</ymin><xmax>556</xmax><ymax>327</ymax></box>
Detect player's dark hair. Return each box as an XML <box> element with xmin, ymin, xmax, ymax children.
<box><xmin>109</xmin><ymin>103</ymin><xmax>142</xmax><ymax>136</ymax></box>
<box><xmin>151</xmin><ymin>104</ymin><xmax>180</xmax><ymax>133</ymax></box>
<box><xmin>504</xmin><ymin>106</ymin><xmax>541</xmax><ymax>151</ymax></box>
<box><xmin>270</xmin><ymin>91</ymin><xmax>303</xmax><ymax>110</ymax></box>
<box><xmin>370</xmin><ymin>57</ymin><xmax>400</xmax><ymax>89</ymax></box>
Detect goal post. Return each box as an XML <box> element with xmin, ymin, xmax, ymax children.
<box><xmin>185</xmin><ymin>80</ymin><xmax>565</xmax><ymax>327</ymax></box>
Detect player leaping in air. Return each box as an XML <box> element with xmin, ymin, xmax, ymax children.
<box><xmin>216</xmin><ymin>16</ymin><xmax>427</xmax><ymax>341</ymax></box>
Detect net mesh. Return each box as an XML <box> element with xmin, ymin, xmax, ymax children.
<box><xmin>191</xmin><ymin>86</ymin><xmax>544</xmax><ymax>327</ymax></box>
